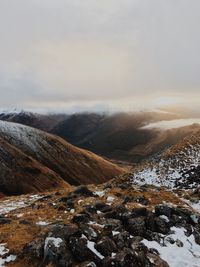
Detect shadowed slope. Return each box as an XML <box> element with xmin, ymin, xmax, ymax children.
<box><xmin>0</xmin><ymin>138</ymin><xmax>69</xmax><ymax>195</ymax></box>
<box><xmin>0</xmin><ymin>121</ymin><xmax>125</xmax><ymax>191</ymax></box>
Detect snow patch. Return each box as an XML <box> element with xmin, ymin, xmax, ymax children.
<box><xmin>132</xmin><ymin>141</ymin><xmax>200</xmax><ymax>189</ymax></box>
<box><xmin>94</xmin><ymin>191</ymin><xmax>105</xmax><ymax>197</ymax></box>
<box><xmin>112</xmin><ymin>231</ymin><xmax>120</xmax><ymax>236</ymax></box>
<box><xmin>0</xmin><ymin>194</ymin><xmax>43</xmax><ymax>215</ymax></box>
<box><xmin>36</xmin><ymin>221</ymin><xmax>49</xmax><ymax>226</ymax></box>
<box><xmin>44</xmin><ymin>237</ymin><xmax>63</xmax><ymax>250</ymax></box>
<box><xmin>107</xmin><ymin>196</ymin><xmax>115</xmax><ymax>203</ymax></box>
<box><xmin>0</xmin><ymin>244</ymin><xmax>16</xmax><ymax>267</ymax></box>
<box><xmin>142</xmin><ymin>227</ymin><xmax>200</xmax><ymax>267</ymax></box>
<box><xmin>86</xmin><ymin>241</ymin><xmax>104</xmax><ymax>260</ymax></box>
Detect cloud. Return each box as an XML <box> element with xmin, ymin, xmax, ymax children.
<box><xmin>0</xmin><ymin>0</ymin><xmax>199</xmax><ymax>112</ymax></box>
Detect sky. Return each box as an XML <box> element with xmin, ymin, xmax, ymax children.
<box><xmin>0</xmin><ymin>0</ymin><xmax>200</xmax><ymax>114</ymax></box>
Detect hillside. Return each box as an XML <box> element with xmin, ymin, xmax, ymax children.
<box><xmin>0</xmin><ymin>119</ymin><xmax>200</xmax><ymax>267</ymax></box>
<box><xmin>132</xmin><ymin>129</ymin><xmax>200</xmax><ymax>189</ymax></box>
<box><xmin>0</xmin><ymin>176</ymin><xmax>200</xmax><ymax>267</ymax></box>
<box><xmin>51</xmin><ymin>112</ymin><xmax>184</xmax><ymax>163</ymax></box>
<box><xmin>0</xmin><ymin>111</ymin><xmax>68</xmax><ymax>132</ymax></box>
<box><xmin>0</xmin><ymin>138</ymin><xmax>69</xmax><ymax>196</ymax></box>
<box><xmin>0</xmin><ymin>121</ymin><xmax>125</xmax><ymax>195</ymax></box>
<box><xmin>0</xmin><ymin>111</ymin><xmax>188</xmax><ymax>163</ymax></box>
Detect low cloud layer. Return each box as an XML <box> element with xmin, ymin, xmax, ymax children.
<box><xmin>0</xmin><ymin>0</ymin><xmax>200</xmax><ymax>113</ymax></box>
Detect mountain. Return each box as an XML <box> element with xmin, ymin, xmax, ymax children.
<box><xmin>0</xmin><ymin>137</ymin><xmax>69</xmax><ymax>195</ymax></box>
<box><xmin>0</xmin><ymin>121</ymin><xmax>124</xmax><ymax>195</ymax></box>
<box><xmin>0</xmin><ymin>111</ymin><xmax>187</xmax><ymax>163</ymax></box>
<box><xmin>51</xmin><ymin>112</ymin><xmax>187</xmax><ymax>163</ymax></box>
<box><xmin>1</xmin><ymin>116</ymin><xmax>200</xmax><ymax>266</ymax></box>
<box><xmin>0</xmin><ymin>111</ymin><xmax>68</xmax><ymax>131</ymax></box>
<box><xmin>132</xmin><ymin>129</ymin><xmax>200</xmax><ymax>189</ymax></box>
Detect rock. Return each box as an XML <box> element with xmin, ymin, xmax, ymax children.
<box><xmin>74</xmin><ymin>262</ymin><xmax>97</xmax><ymax>267</ymax></box>
<box><xmin>135</xmin><ymin>196</ymin><xmax>149</xmax><ymax>206</ymax></box>
<box><xmin>132</xmin><ymin>244</ymin><xmax>151</xmax><ymax>266</ymax></box>
<box><xmin>24</xmin><ymin>237</ymin><xmax>45</xmax><ymax>258</ymax></box>
<box><xmin>0</xmin><ymin>216</ymin><xmax>11</xmax><ymax>224</ymax></box>
<box><xmin>94</xmin><ymin>201</ymin><xmax>110</xmax><ymax>212</ymax></box>
<box><xmin>48</xmin><ymin>224</ymin><xmax>81</xmax><ymax>241</ymax></box>
<box><xmin>73</xmin><ymin>186</ymin><xmax>94</xmax><ymax>197</ymax></box>
<box><xmin>44</xmin><ymin>237</ymin><xmax>73</xmax><ymax>267</ymax></box>
<box><xmin>193</xmin><ymin>230</ymin><xmax>200</xmax><ymax>245</ymax></box>
<box><xmin>176</xmin><ymin>239</ymin><xmax>183</xmax><ymax>247</ymax></box>
<box><xmin>95</xmin><ymin>237</ymin><xmax>117</xmax><ymax>257</ymax></box>
<box><xmin>66</xmin><ymin>199</ymin><xmax>75</xmax><ymax>209</ymax></box>
<box><xmin>154</xmin><ymin>217</ymin><xmax>170</xmax><ymax>235</ymax></box>
<box><xmin>128</xmin><ymin>217</ymin><xmax>146</xmax><ymax>236</ymax></box>
<box><xmin>104</xmin><ymin>218</ymin><xmax>123</xmax><ymax>231</ymax></box>
<box><xmin>84</xmin><ymin>205</ymin><xmax>97</xmax><ymax>214</ymax></box>
<box><xmin>171</xmin><ymin>207</ymin><xmax>192</xmax><ymax>224</ymax></box>
<box><xmin>69</xmin><ymin>236</ymin><xmax>101</xmax><ymax>264</ymax></box>
<box><xmin>145</xmin><ymin>215</ymin><xmax>156</xmax><ymax>232</ymax></box>
<box><xmin>103</xmin><ymin>184</ymin><xmax>112</xmax><ymax>190</ymax></box>
<box><xmin>155</xmin><ymin>205</ymin><xmax>172</xmax><ymax>218</ymax></box>
<box><xmin>147</xmin><ymin>253</ymin><xmax>169</xmax><ymax>267</ymax></box>
<box><xmin>73</xmin><ymin>213</ymin><xmax>90</xmax><ymax>224</ymax></box>
<box><xmin>80</xmin><ymin>224</ymin><xmax>98</xmax><ymax>241</ymax></box>
<box><xmin>113</xmin><ymin>231</ymin><xmax>132</xmax><ymax>249</ymax></box>
<box><xmin>101</xmin><ymin>257</ymin><xmax>117</xmax><ymax>267</ymax></box>
<box><xmin>170</xmin><ymin>214</ymin><xmax>183</xmax><ymax>225</ymax></box>
<box><xmin>59</xmin><ymin>196</ymin><xmax>69</xmax><ymax>202</ymax></box>
<box><xmin>114</xmin><ymin>248</ymin><xmax>144</xmax><ymax>267</ymax></box>
<box><xmin>118</xmin><ymin>183</ymin><xmax>130</xmax><ymax>190</ymax></box>
<box><xmin>131</xmin><ymin>208</ymin><xmax>148</xmax><ymax>218</ymax></box>
<box><xmin>123</xmin><ymin>196</ymin><xmax>133</xmax><ymax>204</ymax></box>
<box><xmin>104</xmin><ymin>205</ymin><xmax>131</xmax><ymax>222</ymax></box>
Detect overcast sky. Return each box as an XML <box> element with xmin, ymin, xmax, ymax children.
<box><xmin>0</xmin><ymin>0</ymin><xmax>200</xmax><ymax>113</ymax></box>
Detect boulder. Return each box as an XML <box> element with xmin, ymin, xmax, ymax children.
<box><xmin>128</xmin><ymin>217</ymin><xmax>146</xmax><ymax>236</ymax></box>
<box><xmin>48</xmin><ymin>223</ymin><xmax>80</xmax><ymax>241</ymax></box>
<box><xmin>73</xmin><ymin>185</ymin><xmax>94</xmax><ymax>197</ymax></box>
<box><xmin>69</xmin><ymin>236</ymin><xmax>102</xmax><ymax>264</ymax></box>
<box><xmin>43</xmin><ymin>237</ymin><xmax>73</xmax><ymax>267</ymax></box>
<box><xmin>95</xmin><ymin>237</ymin><xmax>117</xmax><ymax>257</ymax></box>
<box><xmin>155</xmin><ymin>205</ymin><xmax>172</xmax><ymax>218</ymax></box>
<box><xmin>73</xmin><ymin>213</ymin><xmax>90</xmax><ymax>224</ymax></box>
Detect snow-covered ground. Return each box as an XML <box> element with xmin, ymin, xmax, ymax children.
<box><xmin>132</xmin><ymin>141</ymin><xmax>200</xmax><ymax>189</ymax></box>
<box><xmin>0</xmin><ymin>194</ymin><xmax>44</xmax><ymax>266</ymax></box>
<box><xmin>0</xmin><ymin>244</ymin><xmax>16</xmax><ymax>267</ymax></box>
<box><xmin>190</xmin><ymin>201</ymin><xmax>200</xmax><ymax>213</ymax></box>
<box><xmin>0</xmin><ymin>194</ymin><xmax>42</xmax><ymax>215</ymax></box>
<box><xmin>143</xmin><ymin>227</ymin><xmax>200</xmax><ymax>267</ymax></box>
<box><xmin>0</xmin><ymin>120</ymin><xmax>48</xmax><ymax>153</ymax></box>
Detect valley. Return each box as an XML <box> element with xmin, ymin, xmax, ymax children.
<box><xmin>0</xmin><ymin>111</ymin><xmax>200</xmax><ymax>267</ymax></box>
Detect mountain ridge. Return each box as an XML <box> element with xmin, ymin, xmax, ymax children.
<box><xmin>132</xmin><ymin>129</ymin><xmax>200</xmax><ymax>189</ymax></box>
<box><xmin>0</xmin><ymin>120</ymin><xmax>125</xmax><ymax>195</ymax></box>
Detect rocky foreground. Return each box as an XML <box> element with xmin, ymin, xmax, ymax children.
<box><xmin>0</xmin><ymin>175</ymin><xmax>200</xmax><ymax>267</ymax></box>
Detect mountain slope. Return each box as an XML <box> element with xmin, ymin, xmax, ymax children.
<box><xmin>0</xmin><ymin>111</ymin><xmax>68</xmax><ymax>132</ymax></box>
<box><xmin>51</xmin><ymin>112</ymin><xmax>200</xmax><ymax>164</ymax></box>
<box><xmin>0</xmin><ymin>111</ymin><xmax>185</xmax><ymax>163</ymax></box>
<box><xmin>1</xmin><ymin>179</ymin><xmax>200</xmax><ymax>267</ymax></box>
<box><xmin>0</xmin><ymin>137</ymin><xmax>69</xmax><ymax>195</ymax></box>
<box><xmin>132</xmin><ymin>129</ymin><xmax>200</xmax><ymax>189</ymax></box>
<box><xmin>0</xmin><ymin>121</ymin><xmax>125</xmax><ymax>194</ymax></box>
